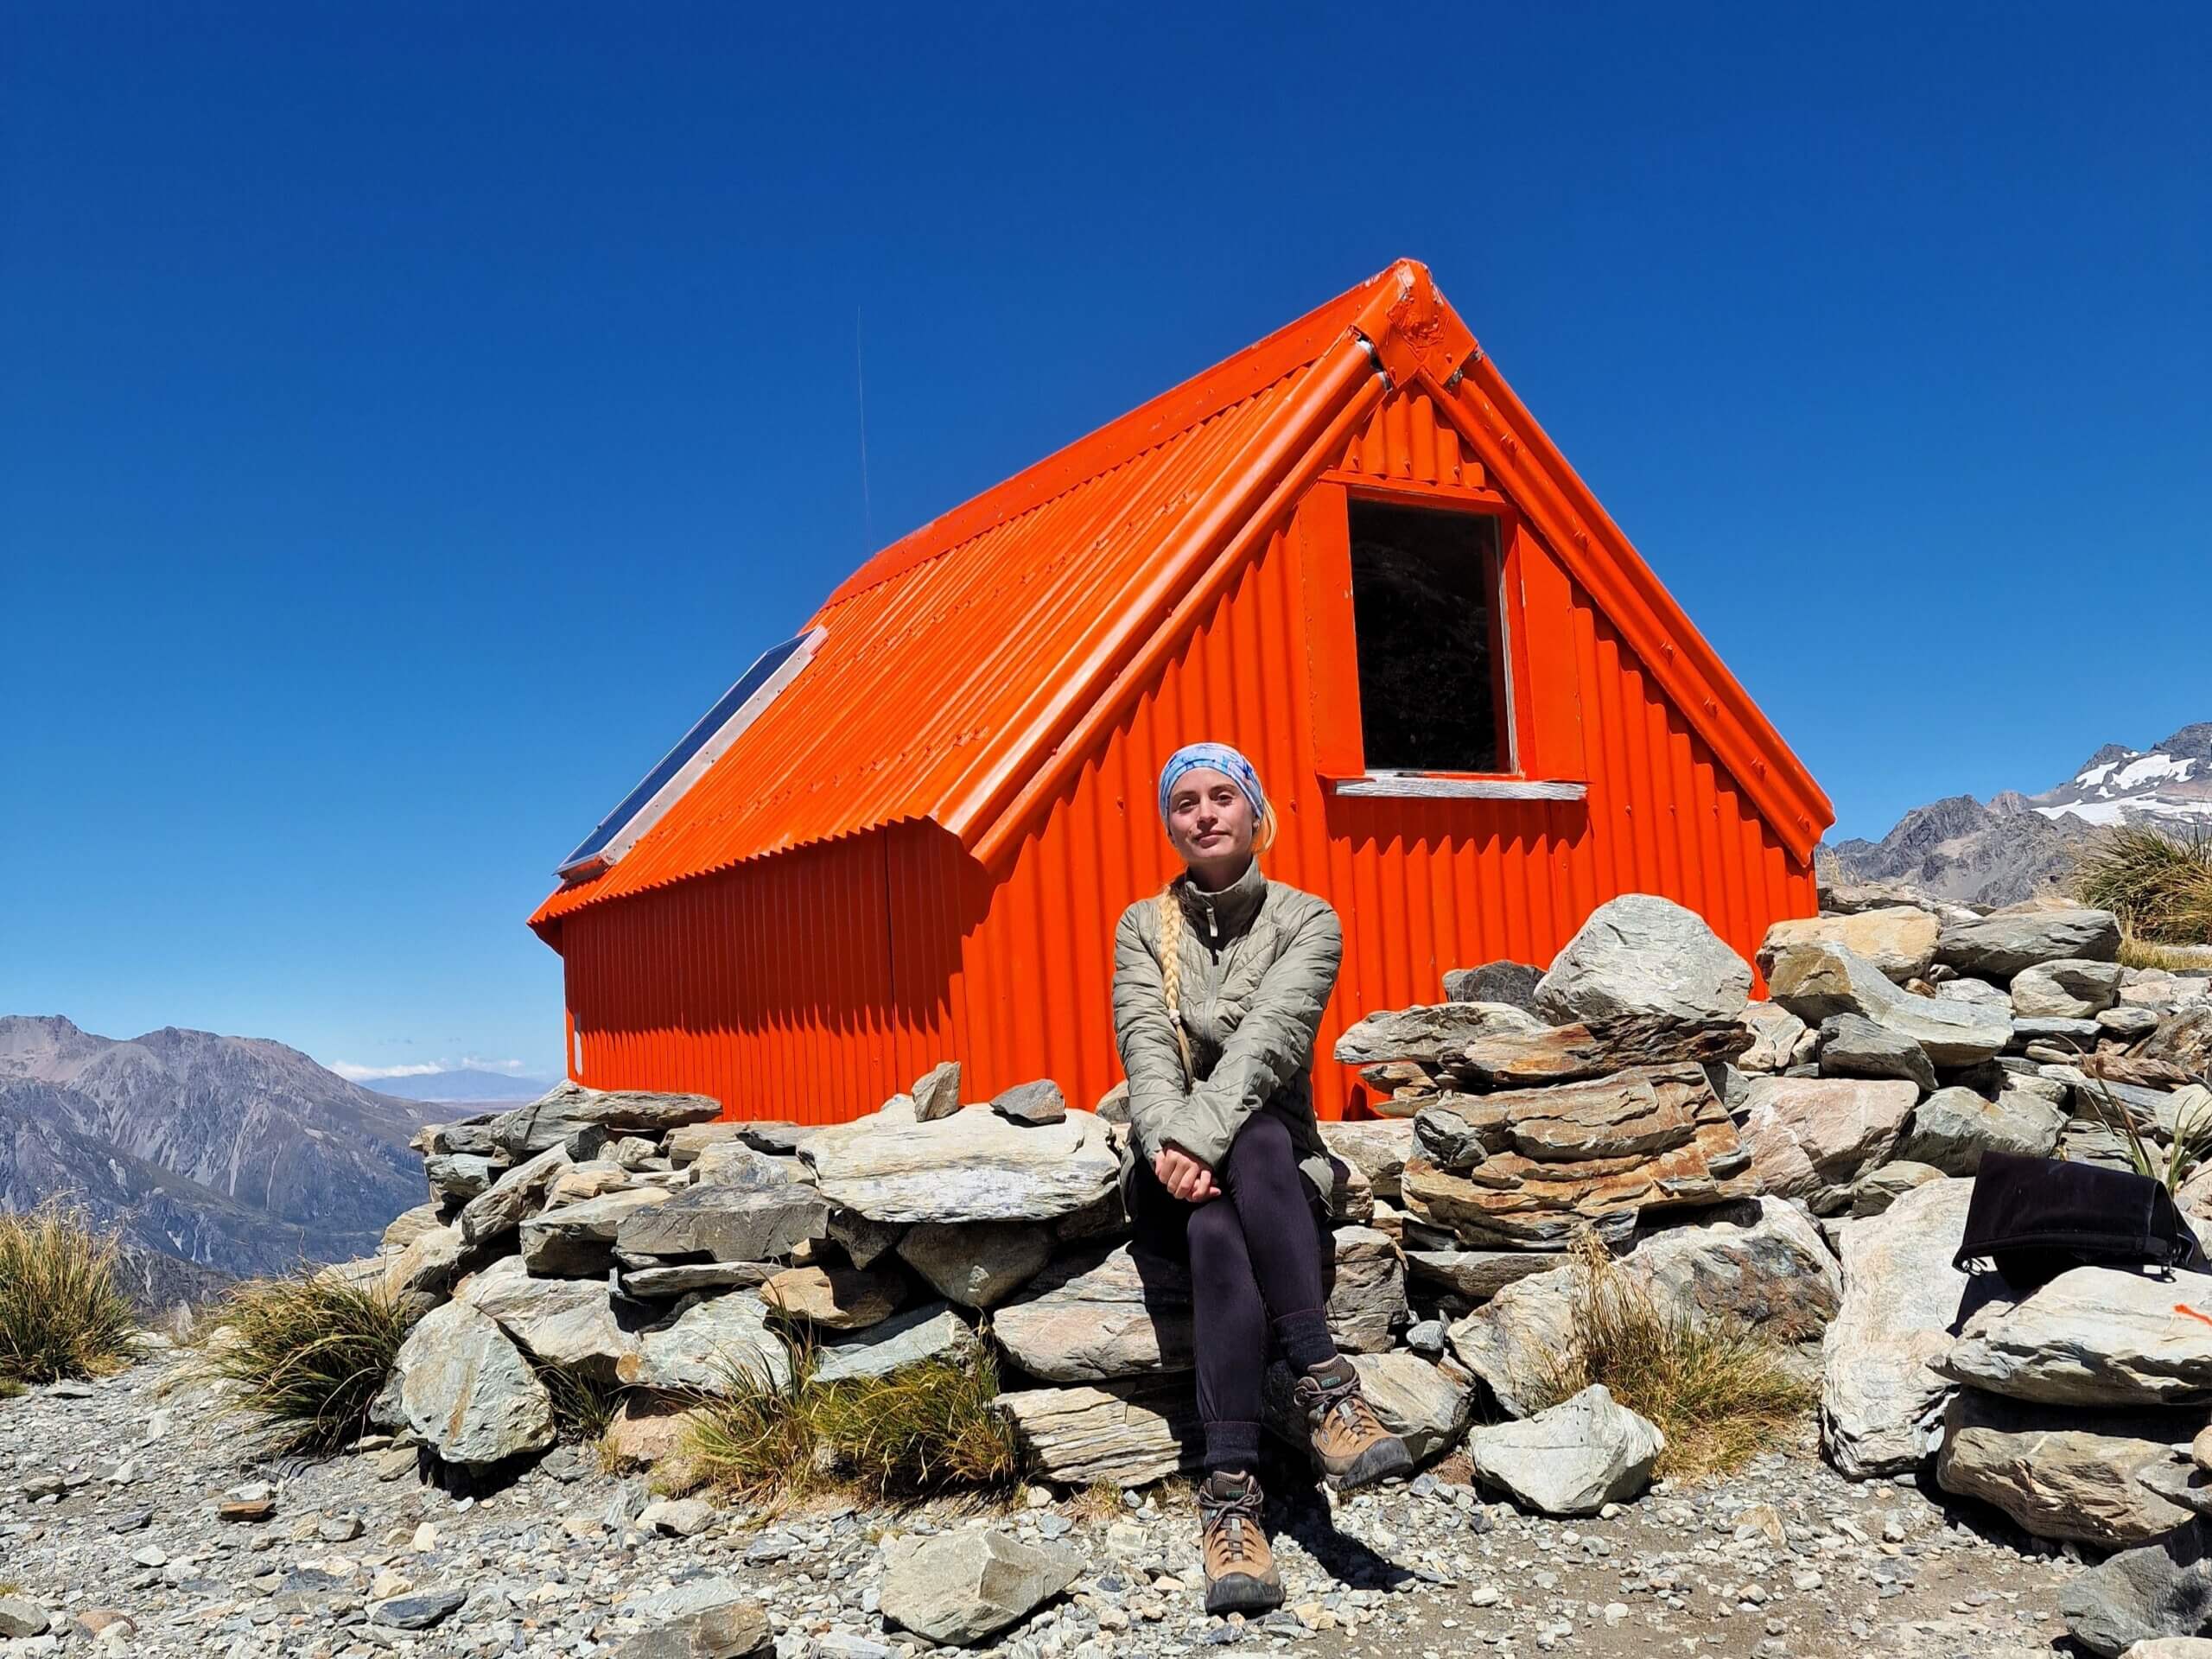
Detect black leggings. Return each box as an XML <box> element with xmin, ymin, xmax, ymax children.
<box><xmin>1129</xmin><ymin>1109</ymin><xmax>1338</xmax><ymax>1472</ymax></box>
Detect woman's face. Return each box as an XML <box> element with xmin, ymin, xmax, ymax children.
<box><xmin>1165</xmin><ymin>766</ymin><xmax>1256</xmax><ymax>885</ymax></box>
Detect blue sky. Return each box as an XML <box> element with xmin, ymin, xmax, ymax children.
<box><xmin>4</xmin><ymin>3</ymin><xmax>2206</xmax><ymax>1081</ymax></box>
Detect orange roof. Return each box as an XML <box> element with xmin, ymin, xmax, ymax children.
<box><xmin>532</xmin><ymin>260</ymin><xmax>1831</xmax><ymax>931</ymax></box>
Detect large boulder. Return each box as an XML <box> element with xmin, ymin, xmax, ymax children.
<box><xmin>1768</xmin><ymin>940</ymin><xmax>2011</xmax><ymax>1067</ymax></box>
<box><xmin>1448</xmin><ymin>1197</ymin><xmax>1839</xmax><ymax>1417</ymax></box>
<box><xmin>1404</xmin><ymin>1246</ymin><xmax>1558</xmax><ymax>1303</ymax></box>
<box><xmin>1893</xmin><ymin>1085</ymin><xmax>2066</xmax><ymax>1176</ymax></box>
<box><xmin>880</xmin><ymin>1529</ymin><xmax>1083</xmax><ymax>1646</ymax></box>
<box><xmin>2013</xmin><ymin>957</ymin><xmax>2128</xmax><ymax>1018</ymax></box>
<box><xmin>1464</xmin><ymin>1384</ymin><xmax>1662</xmax><ymax>1516</ymax></box>
<box><xmin>995</xmin><ymin>1381</ymin><xmax>1200</xmax><ymax>1487</ymax></box>
<box><xmin>800</xmin><ymin>1105</ymin><xmax>1118</xmax><ymax>1224</ymax></box>
<box><xmin>994</xmin><ymin>1230</ymin><xmax>1403</xmax><ymax>1382</ymax></box>
<box><xmin>613</xmin><ymin>1183</ymin><xmax>829</xmax><ymax>1265</ymax></box>
<box><xmin>1936</xmin><ymin>1389</ymin><xmax>2207</xmax><ymax>1548</ymax></box>
<box><xmin>2063</xmin><ymin>1523</ymin><xmax>2212</xmax><ymax>1658</ymax></box>
<box><xmin>1333</xmin><ymin>1002</ymin><xmax>1543</xmax><ymax>1066</ymax></box>
<box><xmin>454</xmin><ymin>1255</ymin><xmax>641</xmax><ymax>1377</ymax></box>
<box><xmin>1821</xmin><ymin>1176</ymin><xmax>1986</xmax><ymax>1478</ymax></box>
<box><xmin>1758</xmin><ymin>907</ymin><xmax>1940</xmax><ymax>984</ymax></box>
<box><xmin>1939</xmin><ymin>1267</ymin><xmax>2212</xmax><ymax>1407</ymax></box>
<box><xmin>1738</xmin><ymin>1076</ymin><xmax>1918</xmax><ymax>1199</ymax></box>
<box><xmin>1532</xmin><ymin>894</ymin><xmax>1752</xmax><ymax>1028</ymax></box>
<box><xmin>1939</xmin><ymin>905</ymin><xmax>2122</xmax><ymax>980</ymax></box>
<box><xmin>394</xmin><ymin>1301</ymin><xmax>556</xmax><ymax>1467</ymax></box>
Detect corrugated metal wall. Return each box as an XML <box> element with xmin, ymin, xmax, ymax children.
<box><xmin>561</xmin><ymin>387</ymin><xmax>1816</xmax><ymax>1122</ymax></box>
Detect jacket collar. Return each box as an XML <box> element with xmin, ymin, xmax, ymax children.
<box><xmin>1177</xmin><ymin>858</ymin><xmax>1268</xmax><ymax>939</ymax></box>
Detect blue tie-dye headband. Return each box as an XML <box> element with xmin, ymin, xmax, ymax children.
<box><xmin>1157</xmin><ymin>742</ymin><xmax>1268</xmax><ymax>828</ymax></box>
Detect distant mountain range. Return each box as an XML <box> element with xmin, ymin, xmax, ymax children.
<box><xmin>365</xmin><ymin>1068</ymin><xmax>554</xmax><ymax>1104</ymax></box>
<box><xmin>0</xmin><ymin>1015</ymin><xmax>439</xmax><ymax>1303</ymax></box>
<box><xmin>1825</xmin><ymin>721</ymin><xmax>2211</xmax><ymax>906</ymax></box>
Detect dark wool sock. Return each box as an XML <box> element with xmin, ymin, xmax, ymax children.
<box><xmin>1203</xmin><ymin>1420</ymin><xmax>1263</xmax><ymax>1474</ymax></box>
<box><xmin>1272</xmin><ymin>1308</ymin><xmax>1336</xmax><ymax>1371</ymax></box>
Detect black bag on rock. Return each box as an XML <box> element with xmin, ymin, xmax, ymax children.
<box><xmin>1953</xmin><ymin>1150</ymin><xmax>2202</xmax><ymax>1289</ymax></box>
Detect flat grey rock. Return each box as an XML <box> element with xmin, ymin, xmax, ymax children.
<box><xmin>811</xmin><ymin>1300</ymin><xmax>977</xmax><ymax>1384</ymax></box>
<box><xmin>1937</xmin><ymin>904</ymin><xmax>2121</xmax><ymax>980</ymax></box>
<box><xmin>454</xmin><ymin>1254</ymin><xmax>642</xmax><ymax>1376</ymax></box>
<box><xmin>394</xmin><ymin>1301</ymin><xmax>556</xmax><ymax>1468</ymax></box>
<box><xmin>1940</xmin><ymin>1266</ymin><xmax>2212</xmax><ymax>1406</ymax></box>
<box><xmin>1319</xmin><ymin>1118</ymin><xmax>1415</xmax><ymax>1200</ymax></box>
<box><xmin>1464</xmin><ymin>1384</ymin><xmax>1662</xmax><ymax>1516</ymax></box>
<box><xmin>880</xmin><ymin>1528</ymin><xmax>1082</xmax><ymax>1645</ymax></box>
<box><xmin>994</xmin><ymin>1379</ymin><xmax>1202</xmax><ymax>1487</ymax></box>
<box><xmin>620</xmin><ymin>1292</ymin><xmax>791</xmax><ymax>1395</ymax></box>
<box><xmin>911</xmin><ymin>1060</ymin><xmax>963</xmax><ymax>1122</ymax></box>
<box><xmin>2014</xmin><ymin>956</ymin><xmax>2127</xmax><ymax>1018</ymax></box>
<box><xmin>1936</xmin><ymin>1386</ymin><xmax>2208</xmax><ymax>1548</ymax></box>
<box><xmin>614</xmin><ymin>1182</ymin><xmax>828</xmax><ymax>1264</ymax></box>
<box><xmin>1816</xmin><ymin>1012</ymin><xmax>1936</xmax><ymax>1092</ymax></box>
<box><xmin>1895</xmin><ymin>1084</ymin><xmax>2065</xmax><ymax>1175</ymax></box>
<box><xmin>2063</xmin><ymin>1522</ymin><xmax>2212</xmax><ymax>1658</ymax></box>
<box><xmin>989</xmin><ymin>1079</ymin><xmax>1067</xmax><ymax>1125</ymax></box>
<box><xmin>1821</xmin><ymin>1175</ymin><xmax>1986</xmax><ymax>1478</ymax></box>
<box><xmin>520</xmin><ymin>1187</ymin><xmax>671</xmax><ymax>1275</ymax></box>
<box><xmin>897</xmin><ymin>1220</ymin><xmax>1052</xmax><ymax>1309</ymax></box>
<box><xmin>801</xmin><ymin>1104</ymin><xmax>1118</xmax><ymax>1224</ymax></box>
<box><xmin>1333</xmin><ymin>1001</ymin><xmax>1544</xmax><ymax>1066</ymax></box>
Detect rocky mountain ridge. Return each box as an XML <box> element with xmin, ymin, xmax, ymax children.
<box><xmin>0</xmin><ymin>1015</ymin><xmax>435</xmax><ymax>1294</ymax></box>
<box><xmin>1825</xmin><ymin>719</ymin><xmax>2209</xmax><ymax>906</ymax></box>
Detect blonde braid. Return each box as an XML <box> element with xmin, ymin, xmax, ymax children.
<box><xmin>1157</xmin><ymin>884</ymin><xmax>1193</xmax><ymax>1083</ymax></box>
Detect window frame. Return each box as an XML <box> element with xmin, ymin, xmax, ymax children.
<box><xmin>1297</xmin><ymin>475</ymin><xmax>1586</xmax><ymax>802</ymax></box>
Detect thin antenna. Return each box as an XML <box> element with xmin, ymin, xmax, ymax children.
<box><xmin>855</xmin><ymin>304</ymin><xmax>874</xmax><ymax>549</ymax></box>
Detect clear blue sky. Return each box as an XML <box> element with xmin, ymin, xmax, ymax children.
<box><xmin>5</xmin><ymin>3</ymin><xmax>2206</xmax><ymax>1080</ymax></box>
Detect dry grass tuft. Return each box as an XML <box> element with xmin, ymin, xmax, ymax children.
<box><xmin>1527</xmin><ymin>1230</ymin><xmax>1815</xmax><ymax>1482</ymax></box>
<box><xmin>684</xmin><ymin>1317</ymin><xmax>1016</xmax><ymax>1503</ymax></box>
<box><xmin>537</xmin><ymin>1363</ymin><xmax>631</xmax><ymax>1446</ymax></box>
<box><xmin>0</xmin><ymin>1204</ymin><xmax>137</xmax><ymax>1386</ymax></box>
<box><xmin>196</xmin><ymin>1271</ymin><xmax>419</xmax><ymax>1454</ymax></box>
<box><xmin>2120</xmin><ymin>925</ymin><xmax>2212</xmax><ymax>974</ymax></box>
<box><xmin>2075</xmin><ymin>826</ymin><xmax>2212</xmax><ymax>944</ymax></box>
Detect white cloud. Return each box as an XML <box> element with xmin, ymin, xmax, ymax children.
<box><xmin>460</xmin><ymin>1056</ymin><xmax>530</xmax><ymax>1075</ymax></box>
<box><xmin>329</xmin><ymin>1060</ymin><xmax>445</xmax><ymax>1082</ymax></box>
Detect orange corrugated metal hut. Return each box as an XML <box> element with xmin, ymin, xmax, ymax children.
<box><xmin>530</xmin><ymin>260</ymin><xmax>1833</xmax><ymax>1124</ymax></box>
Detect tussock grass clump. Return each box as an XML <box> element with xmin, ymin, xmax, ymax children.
<box><xmin>1528</xmin><ymin>1230</ymin><xmax>1815</xmax><ymax>1482</ymax></box>
<box><xmin>2120</xmin><ymin>925</ymin><xmax>2212</xmax><ymax>974</ymax></box>
<box><xmin>538</xmin><ymin>1363</ymin><xmax>631</xmax><ymax>1446</ymax></box>
<box><xmin>2075</xmin><ymin>826</ymin><xmax>2212</xmax><ymax>944</ymax></box>
<box><xmin>685</xmin><ymin>1319</ymin><xmax>1016</xmax><ymax>1503</ymax></box>
<box><xmin>0</xmin><ymin>1204</ymin><xmax>137</xmax><ymax>1386</ymax></box>
<box><xmin>199</xmin><ymin>1272</ymin><xmax>419</xmax><ymax>1454</ymax></box>
<box><xmin>2075</xmin><ymin>1069</ymin><xmax>2212</xmax><ymax>1193</ymax></box>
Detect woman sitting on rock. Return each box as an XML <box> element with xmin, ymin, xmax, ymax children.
<box><xmin>1111</xmin><ymin>741</ymin><xmax>1412</xmax><ymax>1617</ymax></box>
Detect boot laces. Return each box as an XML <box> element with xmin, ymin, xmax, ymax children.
<box><xmin>1313</xmin><ymin>1370</ymin><xmax>1382</xmax><ymax>1440</ymax></box>
<box><xmin>1203</xmin><ymin>1481</ymin><xmax>1266</xmax><ymax>1568</ymax></box>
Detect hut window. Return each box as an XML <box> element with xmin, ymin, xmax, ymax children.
<box><xmin>1345</xmin><ymin>499</ymin><xmax>1506</xmax><ymax>772</ymax></box>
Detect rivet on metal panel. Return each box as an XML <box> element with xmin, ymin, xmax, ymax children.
<box><xmin>1703</xmin><ymin>697</ymin><xmax>1719</xmax><ymax>715</ymax></box>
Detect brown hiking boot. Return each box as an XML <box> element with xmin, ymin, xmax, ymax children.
<box><xmin>1292</xmin><ymin>1356</ymin><xmax>1414</xmax><ymax>1490</ymax></box>
<box><xmin>1197</xmin><ymin>1470</ymin><xmax>1284</xmax><ymax>1617</ymax></box>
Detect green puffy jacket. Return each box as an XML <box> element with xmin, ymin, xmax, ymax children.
<box><xmin>1110</xmin><ymin>858</ymin><xmax>1344</xmax><ymax>1203</ymax></box>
